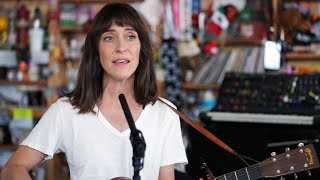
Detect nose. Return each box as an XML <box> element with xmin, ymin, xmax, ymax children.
<box><xmin>115</xmin><ymin>39</ymin><xmax>127</xmax><ymax>53</ymax></box>
<box><xmin>116</xmin><ymin>48</ymin><xmax>126</xmax><ymax>53</ymax></box>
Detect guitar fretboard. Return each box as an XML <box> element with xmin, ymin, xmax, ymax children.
<box><xmin>214</xmin><ymin>164</ymin><xmax>262</xmax><ymax>180</ymax></box>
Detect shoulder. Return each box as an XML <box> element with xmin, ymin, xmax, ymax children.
<box><xmin>155</xmin><ymin>97</ymin><xmax>177</xmax><ymax>110</ymax></box>
<box><xmin>52</xmin><ymin>97</ymin><xmax>72</xmax><ymax>108</ymax></box>
<box><xmin>149</xmin><ymin>97</ymin><xmax>178</xmax><ymax>120</ymax></box>
<box><xmin>46</xmin><ymin>97</ymin><xmax>74</xmax><ymax>114</ymax></box>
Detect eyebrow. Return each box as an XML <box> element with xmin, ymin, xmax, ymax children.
<box><xmin>106</xmin><ymin>27</ymin><xmax>137</xmax><ymax>32</ymax></box>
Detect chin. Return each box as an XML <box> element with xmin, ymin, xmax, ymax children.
<box><xmin>116</xmin><ymin>74</ymin><xmax>135</xmax><ymax>82</ymax></box>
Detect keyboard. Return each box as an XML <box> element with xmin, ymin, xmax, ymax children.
<box><xmin>203</xmin><ymin>72</ymin><xmax>320</xmax><ymax>125</ymax></box>
<box><xmin>204</xmin><ymin>111</ymin><xmax>319</xmax><ymax>125</ymax></box>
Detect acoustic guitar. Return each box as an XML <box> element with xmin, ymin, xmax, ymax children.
<box><xmin>202</xmin><ymin>143</ymin><xmax>320</xmax><ymax>180</ymax></box>
<box><xmin>111</xmin><ymin>143</ymin><xmax>320</xmax><ymax>180</ymax></box>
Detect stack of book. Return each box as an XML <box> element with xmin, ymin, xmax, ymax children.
<box><xmin>191</xmin><ymin>47</ymin><xmax>265</xmax><ymax>84</ymax></box>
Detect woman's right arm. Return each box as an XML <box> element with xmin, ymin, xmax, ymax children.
<box><xmin>0</xmin><ymin>145</ymin><xmax>46</xmax><ymax>180</ymax></box>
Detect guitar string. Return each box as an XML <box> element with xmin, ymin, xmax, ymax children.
<box><xmin>213</xmin><ymin>164</ymin><xmax>261</xmax><ymax>179</ymax></box>
<box><xmin>211</xmin><ymin>150</ymin><xmax>310</xmax><ymax>179</ymax></box>
<box><xmin>112</xmin><ymin>151</ymin><xmax>308</xmax><ymax>180</ymax></box>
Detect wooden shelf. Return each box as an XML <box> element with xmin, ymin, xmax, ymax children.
<box><xmin>282</xmin><ymin>0</ymin><xmax>320</xmax><ymax>2</ymax></box>
<box><xmin>7</xmin><ymin>106</ymin><xmax>47</xmax><ymax>119</ymax></box>
<box><xmin>60</xmin><ymin>26</ymin><xmax>83</xmax><ymax>33</ymax></box>
<box><xmin>218</xmin><ymin>38</ymin><xmax>263</xmax><ymax>46</ymax></box>
<box><xmin>59</xmin><ymin>0</ymin><xmax>143</xmax><ymax>3</ymax></box>
<box><xmin>0</xmin><ymin>80</ymin><xmax>47</xmax><ymax>86</ymax></box>
<box><xmin>182</xmin><ymin>83</ymin><xmax>220</xmax><ymax>90</ymax></box>
<box><xmin>0</xmin><ymin>0</ymin><xmax>48</xmax><ymax>2</ymax></box>
<box><xmin>32</xmin><ymin>107</ymin><xmax>47</xmax><ymax>119</ymax></box>
<box><xmin>0</xmin><ymin>145</ymin><xmax>18</xmax><ymax>151</ymax></box>
<box><xmin>285</xmin><ymin>52</ymin><xmax>320</xmax><ymax>61</ymax></box>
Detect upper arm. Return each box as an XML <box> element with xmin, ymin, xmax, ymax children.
<box><xmin>158</xmin><ymin>165</ymin><xmax>174</xmax><ymax>180</ymax></box>
<box><xmin>3</xmin><ymin>145</ymin><xmax>46</xmax><ymax>171</ymax></box>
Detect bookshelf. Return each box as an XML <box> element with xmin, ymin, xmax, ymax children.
<box><xmin>0</xmin><ymin>145</ymin><xmax>18</xmax><ymax>151</ymax></box>
<box><xmin>6</xmin><ymin>106</ymin><xmax>47</xmax><ymax>119</ymax></box>
<box><xmin>0</xmin><ymin>0</ymin><xmax>144</xmax><ymax>180</ymax></box>
<box><xmin>58</xmin><ymin>0</ymin><xmax>143</xmax><ymax>3</ymax></box>
<box><xmin>182</xmin><ymin>83</ymin><xmax>220</xmax><ymax>91</ymax></box>
<box><xmin>0</xmin><ymin>79</ymin><xmax>47</xmax><ymax>86</ymax></box>
<box><xmin>218</xmin><ymin>39</ymin><xmax>263</xmax><ymax>47</ymax></box>
<box><xmin>285</xmin><ymin>52</ymin><xmax>320</xmax><ymax>61</ymax></box>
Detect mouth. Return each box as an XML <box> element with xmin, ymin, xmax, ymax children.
<box><xmin>112</xmin><ymin>59</ymin><xmax>130</xmax><ymax>64</ymax></box>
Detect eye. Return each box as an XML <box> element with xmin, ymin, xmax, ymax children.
<box><xmin>127</xmin><ymin>34</ymin><xmax>136</xmax><ymax>41</ymax></box>
<box><xmin>103</xmin><ymin>36</ymin><xmax>113</xmax><ymax>41</ymax></box>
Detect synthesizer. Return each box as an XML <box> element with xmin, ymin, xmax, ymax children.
<box><xmin>203</xmin><ymin>72</ymin><xmax>320</xmax><ymax>125</ymax></box>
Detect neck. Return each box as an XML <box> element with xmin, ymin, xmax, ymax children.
<box><xmin>102</xmin><ymin>75</ymin><xmax>135</xmax><ymax>100</ymax></box>
<box><xmin>213</xmin><ymin>164</ymin><xmax>262</xmax><ymax>180</ymax></box>
<box><xmin>99</xmin><ymin>76</ymin><xmax>139</xmax><ymax>108</ymax></box>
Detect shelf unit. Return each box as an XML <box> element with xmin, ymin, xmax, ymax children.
<box><xmin>0</xmin><ymin>80</ymin><xmax>48</xmax><ymax>119</ymax></box>
<box><xmin>285</xmin><ymin>52</ymin><xmax>320</xmax><ymax>61</ymax></box>
<box><xmin>0</xmin><ymin>145</ymin><xmax>18</xmax><ymax>151</ymax></box>
<box><xmin>272</xmin><ymin>0</ymin><xmax>320</xmax><ymax>61</ymax></box>
<box><xmin>218</xmin><ymin>38</ymin><xmax>264</xmax><ymax>47</ymax></box>
<box><xmin>6</xmin><ymin>106</ymin><xmax>46</xmax><ymax>119</ymax></box>
<box><xmin>60</xmin><ymin>26</ymin><xmax>84</xmax><ymax>33</ymax></box>
<box><xmin>182</xmin><ymin>83</ymin><xmax>220</xmax><ymax>91</ymax></box>
<box><xmin>0</xmin><ymin>79</ymin><xmax>47</xmax><ymax>86</ymax></box>
<box><xmin>0</xmin><ymin>1</ymin><xmax>150</xmax><ymax>179</ymax></box>
<box><xmin>59</xmin><ymin>0</ymin><xmax>143</xmax><ymax>3</ymax></box>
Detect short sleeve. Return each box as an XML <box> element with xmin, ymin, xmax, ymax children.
<box><xmin>20</xmin><ymin>101</ymin><xmax>64</xmax><ymax>160</ymax></box>
<box><xmin>160</xmin><ymin>105</ymin><xmax>188</xmax><ymax>166</ymax></box>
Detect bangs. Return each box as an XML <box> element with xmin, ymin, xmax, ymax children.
<box><xmin>97</xmin><ymin>5</ymin><xmax>141</xmax><ymax>35</ymax></box>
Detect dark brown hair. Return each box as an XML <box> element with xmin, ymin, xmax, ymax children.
<box><xmin>65</xmin><ymin>3</ymin><xmax>158</xmax><ymax>114</ymax></box>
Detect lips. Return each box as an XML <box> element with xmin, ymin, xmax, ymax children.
<box><xmin>112</xmin><ymin>59</ymin><xmax>130</xmax><ymax>63</ymax></box>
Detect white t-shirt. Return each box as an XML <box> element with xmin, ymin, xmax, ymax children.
<box><xmin>21</xmin><ymin>97</ymin><xmax>188</xmax><ymax>180</ymax></box>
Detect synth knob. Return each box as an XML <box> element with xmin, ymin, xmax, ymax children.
<box><xmin>285</xmin><ymin>147</ymin><xmax>290</xmax><ymax>152</ymax></box>
<box><xmin>298</xmin><ymin>143</ymin><xmax>304</xmax><ymax>147</ymax></box>
<box><xmin>271</xmin><ymin>152</ymin><xmax>276</xmax><ymax>157</ymax></box>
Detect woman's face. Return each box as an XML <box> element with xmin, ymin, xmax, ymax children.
<box><xmin>98</xmin><ymin>23</ymin><xmax>141</xmax><ymax>82</ymax></box>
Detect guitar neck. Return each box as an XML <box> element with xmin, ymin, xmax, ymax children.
<box><xmin>214</xmin><ymin>164</ymin><xmax>262</xmax><ymax>180</ymax></box>
<box><xmin>212</xmin><ymin>143</ymin><xmax>320</xmax><ymax>180</ymax></box>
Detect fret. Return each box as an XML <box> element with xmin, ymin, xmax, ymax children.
<box><xmin>247</xmin><ymin>164</ymin><xmax>262</xmax><ymax>180</ymax></box>
<box><xmin>225</xmin><ymin>172</ymin><xmax>237</xmax><ymax>180</ymax></box>
<box><xmin>215</xmin><ymin>164</ymin><xmax>262</xmax><ymax>180</ymax></box>
<box><xmin>245</xmin><ymin>167</ymin><xmax>251</xmax><ymax>180</ymax></box>
<box><xmin>235</xmin><ymin>169</ymin><xmax>250</xmax><ymax>180</ymax></box>
<box><xmin>234</xmin><ymin>171</ymin><xmax>238</xmax><ymax>180</ymax></box>
<box><xmin>215</xmin><ymin>176</ymin><xmax>225</xmax><ymax>180</ymax></box>
<box><xmin>202</xmin><ymin>144</ymin><xmax>320</xmax><ymax>180</ymax></box>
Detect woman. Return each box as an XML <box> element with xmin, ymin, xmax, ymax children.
<box><xmin>1</xmin><ymin>3</ymin><xmax>187</xmax><ymax>180</ymax></box>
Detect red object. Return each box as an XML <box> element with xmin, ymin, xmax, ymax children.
<box><xmin>225</xmin><ymin>5</ymin><xmax>238</xmax><ymax>21</ymax></box>
<box><xmin>206</xmin><ymin>2</ymin><xmax>214</xmax><ymax>17</ymax></box>
<box><xmin>16</xmin><ymin>4</ymin><xmax>29</xmax><ymax>48</ymax></box>
<box><xmin>204</xmin><ymin>41</ymin><xmax>218</xmax><ymax>54</ymax></box>
<box><xmin>206</xmin><ymin>21</ymin><xmax>223</xmax><ymax>36</ymax></box>
<box><xmin>47</xmin><ymin>8</ymin><xmax>60</xmax><ymax>21</ymax></box>
<box><xmin>192</xmin><ymin>13</ymin><xmax>199</xmax><ymax>28</ymax></box>
<box><xmin>18</xmin><ymin>61</ymin><xmax>28</xmax><ymax>72</ymax></box>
